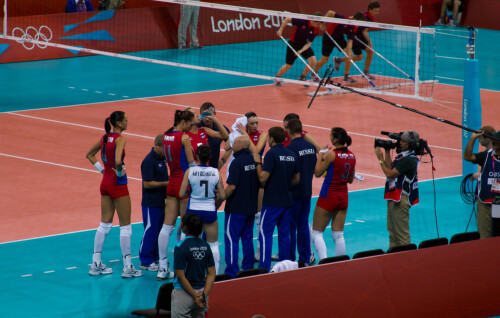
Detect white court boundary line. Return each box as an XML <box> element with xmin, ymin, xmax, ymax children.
<box><xmin>0</xmin><ymin>174</ymin><xmax>462</xmax><ymax>246</ymax></box>
<box><xmin>3</xmin><ymin>100</ymin><xmax>461</xmax><ymax>152</ymax></box>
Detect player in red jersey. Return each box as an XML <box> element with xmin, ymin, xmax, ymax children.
<box><xmin>86</xmin><ymin>111</ymin><xmax>142</xmax><ymax>278</ymax></box>
<box><xmin>185</xmin><ymin>107</ymin><xmax>229</xmax><ymax>159</ymax></box>
<box><xmin>311</xmin><ymin>127</ymin><xmax>356</xmax><ymax>261</ymax></box>
<box><xmin>282</xmin><ymin>113</ymin><xmax>321</xmax><ymax>151</ymax></box>
<box><xmin>158</xmin><ymin>109</ymin><xmax>196</xmax><ymax>280</ymax></box>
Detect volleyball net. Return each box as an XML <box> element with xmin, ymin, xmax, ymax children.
<box><xmin>1</xmin><ymin>0</ymin><xmax>435</xmax><ymax>100</ymax></box>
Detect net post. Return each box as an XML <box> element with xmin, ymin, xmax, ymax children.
<box><xmin>3</xmin><ymin>0</ymin><xmax>7</xmax><ymax>38</ymax></box>
<box><xmin>414</xmin><ymin>5</ymin><xmax>422</xmax><ymax>97</ymax></box>
<box><xmin>462</xmin><ymin>26</ymin><xmax>481</xmax><ymax>176</ymax></box>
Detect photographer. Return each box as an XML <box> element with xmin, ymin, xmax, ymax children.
<box><xmin>464</xmin><ymin>129</ymin><xmax>500</xmax><ymax>238</ymax></box>
<box><xmin>375</xmin><ymin>131</ymin><xmax>420</xmax><ymax>248</ymax></box>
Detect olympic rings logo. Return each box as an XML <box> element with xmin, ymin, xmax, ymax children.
<box><xmin>12</xmin><ymin>26</ymin><xmax>53</xmax><ymax>50</ymax></box>
<box><xmin>193</xmin><ymin>251</ymin><xmax>205</xmax><ymax>260</ymax></box>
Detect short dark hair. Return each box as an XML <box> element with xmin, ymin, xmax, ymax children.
<box><xmin>196</xmin><ymin>144</ymin><xmax>211</xmax><ymax>164</ymax></box>
<box><xmin>368</xmin><ymin>1</ymin><xmax>381</xmax><ymax>10</ymax></box>
<box><xmin>182</xmin><ymin>213</ymin><xmax>203</xmax><ymax>237</ymax></box>
<box><xmin>200</xmin><ymin>102</ymin><xmax>215</xmax><ymax>113</ymax></box>
<box><xmin>283</xmin><ymin>113</ymin><xmax>300</xmax><ymax>122</ymax></box>
<box><xmin>286</xmin><ymin>119</ymin><xmax>302</xmax><ymax>135</ymax></box>
<box><xmin>268</xmin><ymin>127</ymin><xmax>286</xmax><ymax>144</ymax></box>
<box><xmin>353</xmin><ymin>11</ymin><xmax>368</xmax><ymax>21</ymax></box>
<box><xmin>245</xmin><ymin>111</ymin><xmax>257</xmax><ymax>119</ymax></box>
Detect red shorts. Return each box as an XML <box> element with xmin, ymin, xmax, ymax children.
<box><xmin>166</xmin><ymin>183</ymin><xmax>189</xmax><ymax>200</ymax></box>
<box><xmin>100</xmin><ymin>182</ymin><xmax>129</xmax><ymax>199</ymax></box>
<box><xmin>317</xmin><ymin>196</ymin><xmax>348</xmax><ymax>212</ymax></box>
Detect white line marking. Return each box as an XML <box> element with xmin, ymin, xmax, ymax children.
<box><xmin>433</xmin><ymin>99</ymin><xmax>461</xmax><ymax>105</ymax></box>
<box><xmin>0</xmin><ymin>175</ymin><xmax>462</xmax><ymax>245</ymax></box>
<box><xmin>0</xmin><ymin>153</ymin><xmax>142</xmax><ymax>181</ymax></box>
<box><xmin>44</xmin><ymin>270</ymin><xmax>55</xmax><ymax>274</ymax></box>
<box><xmin>355</xmin><ymin>220</ymin><xmax>365</xmax><ymax>223</ymax></box>
<box><xmin>68</xmin><ymin>87</ymin><xmax>75</xmax><ymax>89</ymax></box>
<box><xmin>109</xmin><ymin>259</ymin><xmax>120</xmax><ymax>263</ymax></box>
<box><xmin>109</xmin><ymin>93</ymin><xmax>116</xmax><ymax>96</ymax></box>
<box><xmin>131</xmin><ymin>256</ymin><xmax>139</xmax><ymax>259</ymax></box>
<box><xmin>123</xmin><ymin>96</ymin><xmax>129</xmax><ymax>98</ymax></box>
<box><xmin>345</xmin><ymin>223</ymin><xmax>352</xmax><ymax>226</ymax></box>
<box><xmin>139</xmin><ymin>97</ymin><xmax>462</xmax><ymax>151</ymax></box>
<box><xmin>21</xmin><ymin>274</ymin><xmax>32</xmax><ymax>277</ymax></box>
<box><xmin>5</xmin><ymin>112</ymin><xmax>154</xmax><ymax>140</ymax></box>
<box><xmin>66</xmin><ymin>267</ymin><xmax>77</xmax><ymax>270</ymax></box>
<box><xmin>95</xmin><ymin>91</ymin><xmax>102</xmax><ymax>94</ymax></box>
<box><xmin>431</xmin><ymin>101</ymin><xmax>460</xmax><ymax>112</ymax></box>
<box><xmin>82</xmin><ymin>89</ymin><xmax>88</xmax><ymax>91</ymax></box>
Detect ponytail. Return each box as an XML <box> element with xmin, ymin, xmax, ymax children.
<box><xmin>104</xmin><ymin>111</ymin><xmax>125</xmax><ymax>142</ymax></box>
<box><xmin>173</xmin><ymin>109</ymin><xmax>194</xmax><ymax>128</ymax></box>
<box><xmin>331</xmin><ymin>127</ymin><xmax>352</xmax><ymax>147</ymax></box>
<box><xmin>103</xmin><ymin>117</ymin><xmax>111</xmax><ymax>143</ymax></box>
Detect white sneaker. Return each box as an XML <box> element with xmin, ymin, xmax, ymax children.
<box><xmin>122</xmin><ymin>265</ymin><xmax>143</xmax><ymax>278</ymax></box>
<box><xmin>254</xmin><ymin>248</ymin><xmax>260</xmax><ymax>262</ymax></box>
<box><xmin>157</xmin><ymin>268</ymin><xmax>175</xmax><ymax>280</ymax></box>
<box><xmin>140</xmin><ymin>263</ymin><xmax>159</xmax><ymax>271</ymax></box>
<box><xmin>273</xmin><ymin>78</ymin><xmax>283</xmax><ymax>87</ymax></box>
<box><xmin>271</xmin><ymin>254</ymin><xmax>279</xmax><ymax>261</ymax></box>
<box><xmin>89</xmin><ymin>262</ymin><xmax>113</xmax><ymax>276</ymax></box>
<box><xmin>308</xmin><ymin>253</ymin><xmax>316</xmax><ymax>266</ymax></box>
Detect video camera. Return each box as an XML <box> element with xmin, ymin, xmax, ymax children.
<box><xmin>374</xmin><ymin>131</ymin><xmax>432</xmax><ymax>156</ymax></box>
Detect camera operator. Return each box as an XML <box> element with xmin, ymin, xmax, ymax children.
<box><xmin>375</xmin><ymin>131</ymin><xmax>420</xmax><ymax>248</ymax></box>
<box><xmin>464</xmin><ymin>129</ymin><xmax>500</xmax><ymax>238</ymax></box>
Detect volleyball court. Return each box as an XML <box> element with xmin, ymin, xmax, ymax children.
<box><xmin>1</xmin><ymin>0</ymin><xmax>500</xmax><ymax>316</ymax></box>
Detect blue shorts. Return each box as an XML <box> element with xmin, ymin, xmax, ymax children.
<box><xmin>187</xmin><ymin>208</ymin><xmax>217</xmax><ymax>224</ymax></box>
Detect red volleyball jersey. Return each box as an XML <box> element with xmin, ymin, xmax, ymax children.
<box><xmin>186</xmin><ymin>127</ymin><xmax>209</xmax><ymax>160</ymax></box>
<box><xmin>248</xmin><ymin>129</ymin><xmax>266</xmax><ymax>156</ymax></box>
<box><xmin>163</xmin><ymin>130</ymin><xmax>188</xmax><ymax>186</ymax></box>
<box><xmin>101</xmin><ymin>132</ymin><xmax>126</xmax><ymax>185</ymax></box>
<box><xmin>283</xmin><ymin>130</ymin><xmax>307</xmax><ymax>148</ymax></box>
<box><xmin>319</xmin><ymin>148</ymin><xmax>356</xmax><ymax>199</ymax></box>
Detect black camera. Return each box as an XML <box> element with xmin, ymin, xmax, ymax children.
<box><xmin>374</xmin><ymin>131</ymin><xmax>432</xmax><ymax>157</ymax></box>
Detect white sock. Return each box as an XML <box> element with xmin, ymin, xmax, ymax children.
<box><xmin>158</xmin><ymin>224</ymin><xmax>175</xmax><ymax>269</ymax></box>
<box><xmin>209</xmin><ymin>241</ymin><xmax>220</xmax><ymax>274</ymax></box>
<box><xmin>176</xmin><ymin>224</ymin><xmax>183</xmax><ymax>242</ymax></box>
<box><xmin>120</xmin><ymin>225</ymin><xmax>132</xmax><ymax>265</ymax></box>
<box><xmin>255</xmin><ymin>212</ymin><xmax>261</xmax><ymax>250</ymax></box>
<box><xmin>93</xmin><ymin>222</ymin><xmax>112</xmax><ymax>263</ymax></box>
<box><xmin>332</xmin><ymin>231</ymin><xmax>346</xmax><ymax>256</ymax></box>
<box><xmin>311</xmin><ymin>230</ymin><xmax>327</xmax><ymax>260</ymax></box>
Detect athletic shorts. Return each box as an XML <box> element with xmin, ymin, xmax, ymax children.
<box><xmin>286</xmin><ymin>41</ymin><xmax>314</xmax><ymax>65</ymax></box>
<box><xmin>322</xmin><ymin>33</ymin><xmax>347</xmax><ymax>57</ymax></box>
<box><xmin>352</xmin><ymin>35</ymin><xmax>367</xmax><ymax>56</ymax></box>
<box><xmin>187</xmin><ymin>208</ymin><xmax>217</xmax><ymax>224</ymax></box>
<box><xmin>166</xmin><ymin>183</ymin><xmax>189</xmax><ymax>200</ymax></box>
<box><xmin>100</xmin><ymin>182</ymin><xmax>129</xmax><ymax>199</ymax></box>
<box><xmin>317</xmin><ymin>196</ymin><xmax>348</xmax><ymax>212</ymax></box>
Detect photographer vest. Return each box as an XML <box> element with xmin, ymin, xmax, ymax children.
<box><xmin>384</xmin><ymin>151</ymin><xmax>420</xmax><ymax>206</ymax></box>
<box><xmin>478</xmin><ymin>149</ymin><xmax>500</xmax><ymax>204</ymax></box>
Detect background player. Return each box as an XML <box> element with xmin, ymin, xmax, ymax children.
<box><xmin>274</xmin><ymin>14</ymin><xmax>323</xmax><ymax>86</ymax></box>
<box><xmin>311</xmin><ymin>127</ymin><xmax>356</xmax><ymax>261</ymax></box>
<box><xmin>158</xmin><ymin>110</ymin><xmax>195</xmax><ymax>280</ymax></box>
<box><xmin>86</xmin><ymin>111</ymin><xmax>142</xmax><ymax>278</ymax></box>
<box><xmin>180</xmin><ymin>145</ymin><xmax>225</xmax><ymax>274</ymax></box>
<box><xmin>186</xmin><ymin>107</ymin><xmax>229</xmax><ymax>159</ymax></box>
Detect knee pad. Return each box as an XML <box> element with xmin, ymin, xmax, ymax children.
<box><xmin>161</xmin><ymin>224</ymin><xmax>175</xmax><ymax>237</ymax></box>
<box><xmin>209</xmin><ymin>241</ymin><xmax>219</xmax><ymax>252</ymax></box>
<box><xmin>311</xmin><ymin>229</ymin><xmax>323</xmax><ymax>240</ymax></box>
<box><xmin>120</xmin><ymin>224</ymin><xmax>132</xmax><ymax>238</ymax></box>
<box><xmin>97</xmin><ymin>222</ymin><xmax>112</xmax><ymax>235</ymax></box>
<box><xmin>332</xmin><ymin>231</ymin><xmax>344</xmax><ymax>241</ymax></box>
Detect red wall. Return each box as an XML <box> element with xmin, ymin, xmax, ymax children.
<box><xmin>209</xmin><ymin>237</ymin><xmax>500</xmax><ymax>317</ymax></box>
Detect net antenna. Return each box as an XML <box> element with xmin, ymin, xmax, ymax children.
<box><xmin>354</xmin><ymin>36</ymin><xmax>414</xmax><ymax>81</ymax></box>
<box><xmin>324</xmin><ymin>31</ymin><xmax>375</xmax><ymax>87</ymax></box>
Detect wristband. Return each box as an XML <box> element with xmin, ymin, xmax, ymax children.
<box><xmin>116</xmin><ymin>169</ymin><xmax>124</xmax><ymax>177</ymax></box>
<box><xmin>93</xmin><ymin>162</ymin><xmax>104</xmax><ymax>173</ymax></box>
<box><xmin>255</xmin><ymin>162</ymin><xmax>262</xmax><ymax>166</ymax></box>
<box><xmin>319</xmin><ymin>149</ymin><xmax>329</xmax><ymax>154</ymax></box>
<box><xmin>188</xmin><ymin>161</ymin><xmax>196</xmax><ymax>168</ymax></box>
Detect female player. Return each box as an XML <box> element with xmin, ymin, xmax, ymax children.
<box><xmin>157</xmin><ymin>110</ymin><xmax>196</xmax><ymax>280</ymax></box>
<box><xmin>310</xmin><ymin>127</ymin><xmax>356</xmax><ymax>260</ymax></box>
<box><xmin>86</xmin><ymin>111</ymin><xmax>142</xmax><ymax>278</ymax></box>
<box><xmin>180</xmin><ymin>145</ymin><xmax>225</xmax><ymax>274</ymax></box>
<box><xmin>186</xmin><ymin>107</ymin><xmax>229</xmax><ymax>158</ymax></box>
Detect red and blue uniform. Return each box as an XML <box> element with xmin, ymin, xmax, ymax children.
<box><xmin>248</xmin><ymin>129</ymin><xmax>265</xmax><ymax>157</ymax></box>
<box><xmin>317</xmin><ymin>148</ymin><xmax>356</xmax><ymax>211</ymax></box>
<box><xmin>100</xmin><ymin>132</ymin><xmax>129</xmax><ymax>199</ymax></box>
<box><xmin>283</xmin><ymin>130</ymin><xmax>307</xmax><ymax>148</ymax></box>
<box><xmin>186</xmin><ymin>127</ymin><xmax>209</xmax><ymax>161</ymax></box>
<box><xmin>163</xmin><ymin>130</ymin><xmax>189</xmax><ymax>199</ymax></box>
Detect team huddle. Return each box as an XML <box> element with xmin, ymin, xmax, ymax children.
<box><xmin>274</xmin><ymin>1</ymin><xmax>381</xmax><ymax>87</ymax></box>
